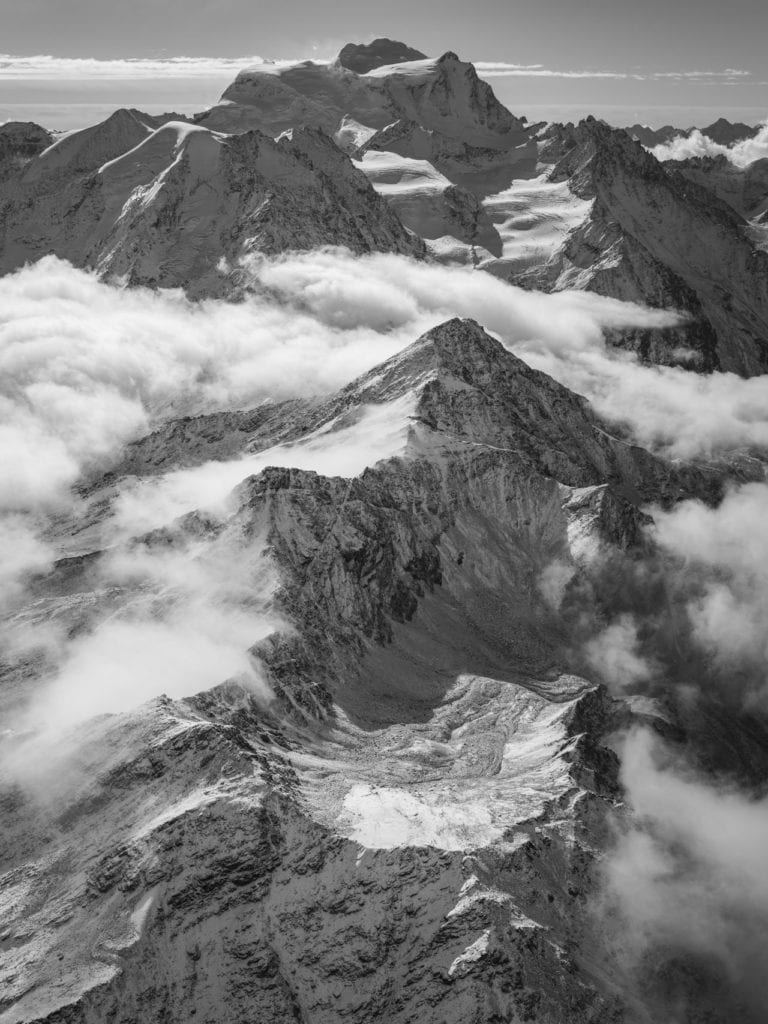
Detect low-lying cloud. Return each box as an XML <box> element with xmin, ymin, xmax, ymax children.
<box><xmin>11</xmin><ymin>520</ymin><xmax>281</xmax><ymax>738</ymax></box>
<box><xmin>651</xmin><ymin>482</ymin><xmax>768</xmax><ymax>706</ymax></box>
<box><xmin>651</xmin><ymin>122</ymin><xmax>768</xmax><ymax>167</ymax></box>
<box><xmin>602</xmin><ymin>729</ymin><xmax>768</xmax><ymax>1020</ymax></box>
<box><xmin>3</xmin><ymin>249</ymin><xmax>768</xmax><ymax>729</ymax></box>
<box><xmin>0</xmin><ymin>54</ymin><xmax>285</xmax><ymax>79</ymax></box>
<box><xmin>474</xmin><ymin>63</ymin><xmax>750</xmax><ymax>83</ymax></box>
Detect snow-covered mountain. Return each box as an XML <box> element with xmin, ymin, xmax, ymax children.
<box><xmin>2</xmin><ymin>39</ymin><xmax>768</xmax><ymax>1024</ymax></box>
<box><xmin>0</xmin><ymin>112</ymin><xmax>422</xmax><ymax>292</ymax></box>
<box><xmin>199</xmin><ymin>47</ymin><xmax>528</xmax><ymax>147</ymax></box>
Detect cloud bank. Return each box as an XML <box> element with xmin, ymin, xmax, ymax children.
<box><xmin>651</xmin><ymin>122</ymin><xmax>768</xmax><ymax>167</ymax></box>
<box><xmin>0</xmin><ymin>54</ymin><xmax>283</xmax><ymax>79</ymax></box>
<box><xmin>0</xmin><ymin>53</ymin><xmax>752</xmax><ymax>89</ymax></box>
<box><xmin>475</xmin><ymin>62</ymin><xmax>750</xmax><ymax>83</ymax></box>
<box><xmin>602</xmin><ymin>729</ymin><xmax>768</xmax><ymax>1019</ymax></box>
<box><xmin>2</xmin><ymin>248</ymin><xmax>768</xmax><ymax>729</ymax></box>
<box><xmin>651</xmin><ymin>482</ymin><xmax>768</xmax><ymax>705</ymax></box>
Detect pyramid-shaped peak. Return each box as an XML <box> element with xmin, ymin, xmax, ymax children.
<box><xmin>417</xmin><ymin>317</ymin><xmax>510</xmax><ymax>372</ymax></box>
<box><xmin>343</xmin><ymin>318</ymin><xmax>532</xmax><ymax>406</ymax></box>
<box><xmin>332</xmin><ymin>317</ymin><xmax>666</xmax><ymax>492</ymax></box>
<box><xmin>336</xmin><ymin>38</ymin><xmax>428</xmax><ymax>74</ymax></box>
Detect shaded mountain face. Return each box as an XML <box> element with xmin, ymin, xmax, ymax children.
<box><xmin>700</xmin><ymin>117</ymin><xmax>761</xmax><ymax>146</ymax></box>
<box><xmin>672</xmin><ymin>153</ymin><xmax>768</xmax><ymax>222</ymax></box>
<box><xmin>4</xmin><ymin>317</ymin><xmax>765</xmax><ymax>1024</ymax></box>
<box><xmin>337</xmin><ymin>38</ymin><xmax>429</xmax><ymax>74</ymax></box>
<box><xmin>625</xmin><ymin>123</ymin><xmax>685</xmax><ymax>147</ymax></box>
<box><xmin>0</xmin><ymin>121</ymin><xmax>53</xmax><ymax>173</ymax></box>
<box><xmin>625</xmin><ymin>118</ymin><xmax>760</xmax><ymax>149</ymax></box>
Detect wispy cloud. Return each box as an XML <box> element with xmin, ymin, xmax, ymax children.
<box><xmin>475</xmin><ymin>61</ymin><xmax>752</xmax><ymax>83</ymax></box>
<box><xmin>0</xmin><ymin>54</ymin><xmax>282</xmax><ymax>79</ymax></box>
<box><xmin>651</xmin><ymin>122</ymin><xmax>768</xmax><ymax>167</ymax></box>
<box><xmin>475</xmin><ymin>62</ymin><xmax>644</xmax><ymax>80</ymax></box>
<box><xmin>652</xmin><ymin>68</ymin><xmax>751</xmax><ymax>79</ymax></box>
<box><xmin>0</xmin><ymin>54</ymin><xmax>755</xmax><ymax>85</ymax></box>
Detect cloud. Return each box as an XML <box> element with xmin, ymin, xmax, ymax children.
<box><xmin>2</xmin><ymin>250</ymin><xmax>767</xmax><ymax>521</ymax></box>
<box><xmin>583</xmin><ymin>615</ymin><xmax>655</xmax><ymax>689</ymax></box>
<box><xmin>473</xmin><ymin>62</ymin><xmax>545</xmax><ymax>73</ymax></box>
<box><xmin>0</xmin><ymin>514</ymin><xmax>53</xmax><ymax>606</ymax></box>
<box><xmin>601</xmin><ymin>729</ymin><xmax>768</xmax><ymax>1018</ymax></box>
<box><xmin>651</xmin><ymin>482</ymin><xmax>768</xmax><ymax>703</ymax></box>
<box><xmin>110</xmin><ymin>393</ymin><xmax>418</xmax><ymax>539</ymax></box>
<box><xmin>475</xmin><ymin>63</ymin><xmax>751</xmax><ymax>83</ymax></box>
<box><xmin>537</xmin><ymin>560</ymin><xmax>576</xmax><ymax>609</ymax></box>
<box><xmin>4</xmin><ymin>249</ymin><xmax>768</xmax><ymax>730</ymax></box>
<box><xmin>0</xmin><ymin>54</ymin><xmax>751</xmax><ymax>89</ymax></box>
<box><xmin>0</xmin><ymin>54</ymin><xmax>288</xmax><ymax>80</ymax></box>
<box><xmin>20</xmin><ymin>528</ymin><xmax>280</xmax><ymax>731</ymax></box>
<box><xmin>3</xmin><ymin>237</ymin><xmax>768</xmax><ymax>1022</ymax></box>
<box><xmin>475</xmin><ymin>63</ymin><xmax>643</xmax><ymax>80</ymax></box>
<box><xmin>3</xmin><ymin>249</ymin><xmax>767</xmax><ymax>534</ymax></box>
<box><xmin>651</xmin><ymin>122</ymin><xmax>768</xmax><ymax>167</ymax></box>
<box><xmin>651</xmin><ymin>68</ymin><xmax>751</xmax><ymax>79</ymax></box>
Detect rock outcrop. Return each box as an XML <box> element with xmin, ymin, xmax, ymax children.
<box><xmin>336</xmin><ymin>38</ymin><xmax>428</xmax><ymax>74</ymax></box>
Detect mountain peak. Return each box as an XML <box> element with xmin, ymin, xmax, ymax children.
<box><xmin>342</xmin><ymin>318</ymin><xmax>517</xmax><ymax>406</ymax></box>
<box><xmin>336</xmin><ymin>38</ymin><xmax>428</xmax><ymax>74</ymax></box>
<box><xmin>415</xmin><ymin>316</ymin><xmax>510</xmax><ymax>376</ymax></box>
<box><xmin>316</xmin><ymin>317</ymin><xmax>674</xmax><ymax>497</ymax></box>
<box><xmin>701</xmin><ymin>117</ymin><xmax>760</xmax><ymax>145</ymax></box>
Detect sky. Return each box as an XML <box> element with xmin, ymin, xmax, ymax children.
<box><xmin>0</xmin><ymin>0</ymin><xmax>766</xmax><ymax>128</ymax></box>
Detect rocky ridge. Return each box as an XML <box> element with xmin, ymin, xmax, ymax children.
<box><xmin>0</xmin><ymin>116</ymin><xmax>423</xmax><ymax>291</ymax></box>
<box><xmin>517</xmin><ymin>119</ymin><xmax>768</xmax><ymax>374</ymax></box>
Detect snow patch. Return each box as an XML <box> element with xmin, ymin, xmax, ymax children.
<box><xmin>448</xmin><ymin>929</ymin><xmax>491</xmax><ymax>977</ymax></box>
<box><xmin>342</xmin><ymin>782</ymin><xmax>499</xmax><ymax>850</ymax></box>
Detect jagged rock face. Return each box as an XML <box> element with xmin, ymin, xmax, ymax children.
<box><xmin>1</xmin><ymin>318</ymin><xmax>764</xmax><ymax>1024</ymax></box>
<box><xmin>524</xmin><ymin>120</ymin><xmax>768</xmax><ymax>375</ymax></box>
<box><xmin>0</xmin><ymin>120</ymin><xmax>423</xmax><ymax>292</ymax></box>
<box><xmin>336</xmin><ymin>38</ymin><xmax>428</xmax><ymax>74</ymax></box>
<box><xmin>673</xmin><ymin>153</ymin><xmax>768</xmax><ymax>223</ymax></box>
<box><xmin>0</xmin><ymin>680</ymin><xmax>627</xmax><ymax>1024</ymax></box>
